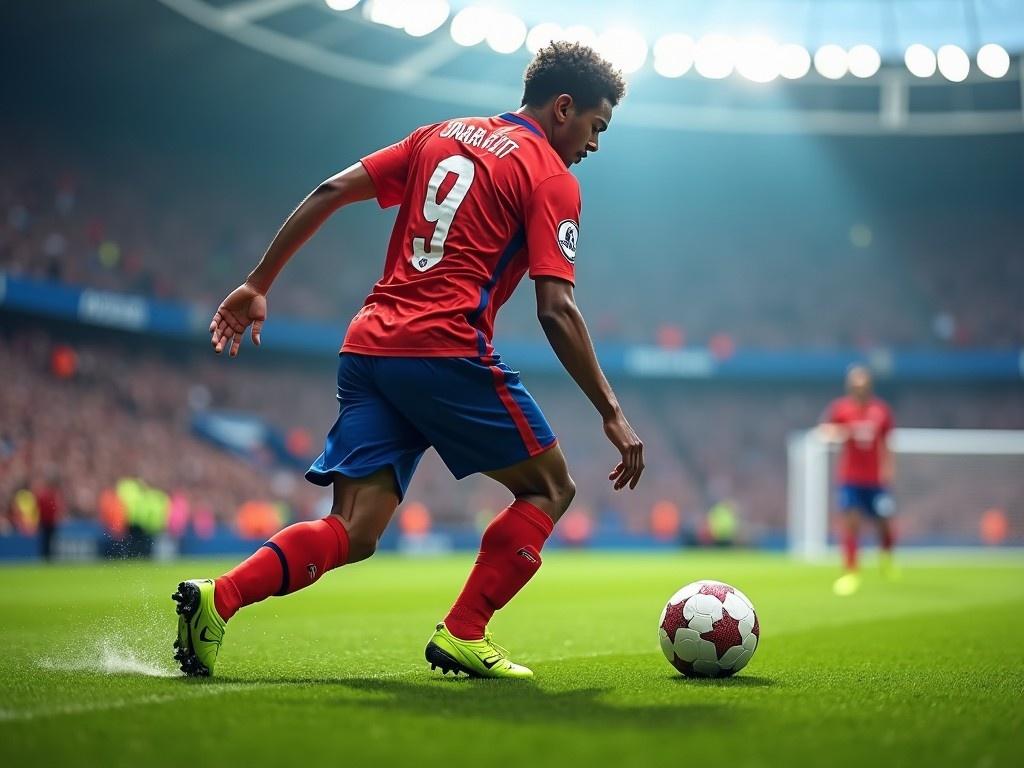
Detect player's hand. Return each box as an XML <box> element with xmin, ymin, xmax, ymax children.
<box><xmin>604</xmin><ymin>410</ymin><xmax>644</xmax><ymax>490</ymax></box>
<box><xmin>209</xmin><ymin>282</ymin><xmax>267</xmax><ymax>357</ymax></box>
<box><xmin>817</xmin><ymin>423</ymin><xmax>849</xmax><ymax>444</ymax></box>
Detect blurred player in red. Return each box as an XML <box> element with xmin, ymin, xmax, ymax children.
<box><xmin>172</xmin><ymin>43</ymin><xmax>644</xmax><ymax>679</ymax></box>
<box><xmin>818</xmin><ymin>365</ymin><xmax>897</xmax><ymax>596</ymax></box>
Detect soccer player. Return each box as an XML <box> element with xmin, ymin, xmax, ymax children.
<box><xmin>172</xmin><ymin>43</ymin><xmax>644</xmax><ymax>679</ymax></box>
<box><xmin>818</xmin><ymin>365</ymin><xmax>896</xmax><ymax>596</ymax></box>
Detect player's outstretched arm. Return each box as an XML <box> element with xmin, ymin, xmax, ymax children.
<box><xmin>816</xmin><ymin>423</ymin><xmax>849</xmax><ymax>443</ymax></box>
<box><xmin>535</xmin><ymin>277</ymin><xmax>645</xmax><ymax>490</ymax></box>
<box><xmin>209</xmin><ymin>162</ymin><xmax>377</xmax><ymax>357</ymax></box>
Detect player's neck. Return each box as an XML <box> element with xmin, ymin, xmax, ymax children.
<box><xmin>516</xmin><ymin>106</ymin><xmax>552</xmax><ymax>140</ymax></box>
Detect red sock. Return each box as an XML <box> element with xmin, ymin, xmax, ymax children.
<box><xmin>444</xmin><ymin>499</ymin><xmax>554</xmax><ymax>641</ymax></box>
<box><xmin>842</xmin><ymin>528</ymin><xmax>858</xmax><ymax>571</ymax></box>
<box><xmin>214</xmin><ymin>515</ymin><xmax>349</xmax><ymax>621</ymax></box>
<box><xmin>880</xmin><ymin>524</ymin><xmax>895</xmax><ymax>552</ymax></box>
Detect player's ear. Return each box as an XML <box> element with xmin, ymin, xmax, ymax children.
<box><xmin>553</xmin><ymin>94</ymin><xmax>573</xmax><ymax>125</ymax></box>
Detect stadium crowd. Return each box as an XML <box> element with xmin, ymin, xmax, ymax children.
<box><xmin>3</xmin><ymin>140</ymin><xmax>1022</xmax><ymax>550</ymax></box>
<box><xmin>3</xmin><ymin>329</ymin><xmax>1022</xmax><ymax>548</ymax></box>
<box><xmin>2</xmin><ymin>148</ymin><xmax>1022</xmax><ymax>350</ymax></box>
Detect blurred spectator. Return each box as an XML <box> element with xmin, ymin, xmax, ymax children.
<box><xmin>33</xmin><ymin>473</ymin><xmax>64</xmax><ymax>560</ymax></box>
<box><xmin>1</xmin><ymin>142</ymin><xmax>1020</xmax><ymax>350</ymax></box>
<box><xmin>1</xmin><ymin>325</ymin><xmax>1022</xmax><ymax>548</ymax></box>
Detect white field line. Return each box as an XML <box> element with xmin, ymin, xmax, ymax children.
<box><xmin>528</xmin><ymin>590</ymin><xmax>1024</xmax><ymax>664</ymax></box>
<box><xmin>5</xmin><ymin>589</ymin><xmax>1023</xmax><ymax>722</ymax></box>
<box><xmin>0</xmin><ymin>669</ymin><xmax>419</xmax><ymax>723</ymax></box>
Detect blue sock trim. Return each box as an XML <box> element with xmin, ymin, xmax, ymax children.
<box><xmin>262</xmin><ymin>541</ymin><xmax>289</xmax><ymax>596</ymax></box>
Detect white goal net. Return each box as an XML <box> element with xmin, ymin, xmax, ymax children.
<box><xmin>787</xmin><ymin>428</ymin><xmax>1024</xmax><ymax>559</ymax></box>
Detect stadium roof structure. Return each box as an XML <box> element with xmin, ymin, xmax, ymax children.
<box><xmin>157</xmin><ymin>0</ymin><xmax>1024</xmax><ymax>135</ymax></box>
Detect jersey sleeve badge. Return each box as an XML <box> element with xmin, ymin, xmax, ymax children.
<box><xmin>556</xmin><ymin>219</ymin><xmax>579</xmax><ymax>264</ymax></box>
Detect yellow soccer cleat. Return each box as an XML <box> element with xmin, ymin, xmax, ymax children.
<box><xmin>880</xmin><ymin>552</ymin><xmax>902</xmax><ymax>582</ymax></box>
<box><xmin>832</xmin><ymin>572</ymin><xmax>862</xmax><ymax>597</ymax></box>
<box><xmin>172</xmin><ymin>579</ymin><xmax>227</xmax><ymax>677</ymax></box>
<box><xmin>425</xmin><ymin>623</ymin><xmax>534</xmax><ymax>679</ymax></box>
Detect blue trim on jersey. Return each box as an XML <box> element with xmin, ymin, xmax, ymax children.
<box><xmin>499</xmin><ymin>112</ymin><xmax>544</xmax><ymax>137</ymax></box>
<box><xmin>467</xmin><ymin>228</ymin><xmax>526</xmax><ymax>332</ymax></box>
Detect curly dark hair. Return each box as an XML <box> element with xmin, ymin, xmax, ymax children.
<box><xmin>522</xmin><ymin>41</ymin><xmax>626</xmax><ymax>111</ymax></box>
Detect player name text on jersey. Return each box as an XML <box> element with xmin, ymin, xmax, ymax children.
<box><xmin>439</xmin><ymin>121</ymin><xmax>521</xmax><ymax>159</ymax></box>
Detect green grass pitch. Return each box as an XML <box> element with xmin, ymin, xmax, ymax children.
<box><xmin>1</xmin><ymin>551</ymin><xmax>1022</xmax><ymax>767</ymax></box>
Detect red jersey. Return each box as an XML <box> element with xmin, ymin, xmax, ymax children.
<box><xmin>823</xmin><ymin>396</ymin><xmax>893</xmax><ymax>486</ymax></box>
<box><xmin>34</xmin><ymin>486</ymin><xmax>64</xmax><ymax>527</ymax></box>
<box><xmin>343</xmin><ymin>112</ymin><xmax>579</xmax><ymax>357</ymax></box>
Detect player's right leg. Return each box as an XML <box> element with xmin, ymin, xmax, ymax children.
<box><xmin>426</xmin><ymin>445</ymin><xmax>575</xmax><ymax>678</ymax></box>
<box><xmin>833</xmin><ymin>490</ymin><xmax>863</xmax><ymax>596</ymax></box>
<box><xmin>368</xmin><ymin>354</ymin><xmax>571</xmax><ymax>678</ymax></box>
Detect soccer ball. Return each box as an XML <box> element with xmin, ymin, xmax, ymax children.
<box><xmin>658</xmin><ymin>580</ymin><xmax>759</xmax><ymax>678</ymax></box>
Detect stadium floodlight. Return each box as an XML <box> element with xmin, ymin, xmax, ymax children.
<box><xmin>813</xmin><ymin>44</ymin><xmax>848</xmax><ymax>79</ymax></box>
<box><xmin>450</xmin><ymin>6</ymin><xmax>490</xmax><ymax>47</ymax></box>
<box><xmin>694</xmin><ymin>34</ymin><xmax>737</xmax><ymax>79</ymax></box>
<box><xmin>324</xmin><ymin>0</ymin><xmax>360</xmax><ymax>10</ymax></box>
<box><xmin>596</xmin><ymin>28</ymin><xmax>648</xmax><ymax>74</ymax></box>
<box><xmin>526</xmin><ymin>22</ymin><xmax>563</xmax><ymax>54</ymax></box>
<box><xmin>937</xmin><ymin>44</ymin><xmax>970</xmax><ymax>82</ymax></box>
<box><xmin>653</xmin><ymin>33</ymin><xmax>695</xmax><ymax>78</ymax></box>
<box><xmin>778</xmin><ymin>43</ymin><xmax>811</xmax><ymax>79</ymax></box>
<box><xmin>364</xmin><ymin>0</ymin><xmax>404</xmax><ymax>28</ymax></box>
<box><xmin>403</xmin><ymin>0</ymin><xmax>450</xmax><ymax>38</ymax></box>
<box><xmin>977</xmin><ymin>43</ymin><xmax>1010</xmax><ymax>78</ymax></box>
<box><xmin>905</xmin><ymin>43</ymin><xmax>937</xmax><ymax>77</ymax></box>
<box><xmin>735</xmin><ymin>35</ymin><xmax>781</xmax><ymax>83</ymax></box>
<box><xmin>562</xmin><ymin>25</ymin><xmax>597</xmax><ymax>47</ymax></box>
<box><xmin>485</xmin><ymin>11</ymin><xmax>527</xmax><ymax>54</ymax></box>
<box><xmin>847</xmin><ymin>44</ymin><xmax>881</xmax><ymax>78</ymax></box>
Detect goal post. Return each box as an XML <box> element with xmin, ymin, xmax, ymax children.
<box><xmin>787</xmin><ymin>428</ymin><xmax>1024</xmax><ymax>559</ymax></box>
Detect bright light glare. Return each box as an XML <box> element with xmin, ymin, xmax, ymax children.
<box><xmin>778</xmin><ymin>43</ymin><xmax>811</xmax><ymax>79</ymax></box>
<box><xmin>596</xmin><ymin>28</ymin><xmax>648</xmax><ymax>73</ymax></box>
<box><xmin>402</xmin><ymin>0</ymin><xmax>449</xmax><ymax>37</ymax></box>
<box><xmin>814</xmin><ymin>44</ymin><xmax>848</xmax><ymax>79</ymax></box>
<box><xmin>694</xmin><ymin>34</ymin><xmax>737</xmax><ymax>80</ymax></box>
<box><xmin>485</xmin><ymin>12</ymin><xmax>527</xmax><ymax>54</ymax></box>
<box><xmin>653</xmin><ymin>34</ymin><xmax>695</xmax><ymax>78</ymax></box>
<box><xmin>847</xmin><ymin>44</ymin><xmax>880</xmax><ymax>78</ymax></box>
<box><xmin>735</xmin><ymin>35</ymin><xmax>780</xmax><ymax>83</ymax></box>
<box><xmin>365</xmin><ymin>0</ymin><xmax>404</xmax><ymax>28</ymax></box>
<box><xmin>450</xmin><ymin>6</ymin><xmax>490</xmax><ymax>46</ymax></box>
<box><xmin>324</xmin><ymin>0</ymin><xmax>359</xmax><ymax>10</ymax></box>
<box><xmin>526</xmin><ymin>22</ymin><xmax>563</xmax><ymax>54</ymax></box>
<box><xmin>977</xmin><ymin>43</ymin><xmax>1010</xmax><ymax>78</ymax></box>
<box><xmin>937</xmin><ymin>44</ymin><xmax>970</xmax><ymax>82</ymax></box>
<box><xmin>904</xmin><ymin>44</ymin><xmax>936</xmax><ymax>77</ymax></box>
<box><xmin>562</xmin><ymin>25</ymin><xmax>596</xmax><ymax>47</ymax></box>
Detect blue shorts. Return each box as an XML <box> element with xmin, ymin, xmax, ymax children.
<box><xmin>305</xmin><ymin>353</ymin><xmax>557</xmax><ymax>499</ymax></box>
<box><xmin>839</xmin><ymin>485</ymin><xmax>895</xmax><ymax>519</ymax></box>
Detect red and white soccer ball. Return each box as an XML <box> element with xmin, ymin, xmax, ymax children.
<box><xmin>659</xmin><ymin>580</ymin><xmax>759</xmax><ymax>678</ymax></box>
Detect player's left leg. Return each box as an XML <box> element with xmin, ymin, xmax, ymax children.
<box><xmin>872</xmin><ymin>512</ymin><xmax>897</xmax><ymax>581</ymax></box>
<box><xmin>214</xmin><ymin>468</ymin><xmax>399</xmax><ymax>617</ymax></box>
<box><xmin>173</xmin><ymin>353</ymin><xmax>425</xmax><ymax>676</ymax></box>
<box><xmin>173</xmin><ymin>470</ymin><xmax>400</xmax><ymax>676</ymax></box>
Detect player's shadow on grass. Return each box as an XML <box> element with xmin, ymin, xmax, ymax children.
<box><xmin>320</xmin><ymin>676</ymin><xmax>742</xmax><ymax>729</ymax></box>
<box><xmin>669</xmin><ymin>674</ymin><xmax>774</xmax><ymax>687</ymax></box>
